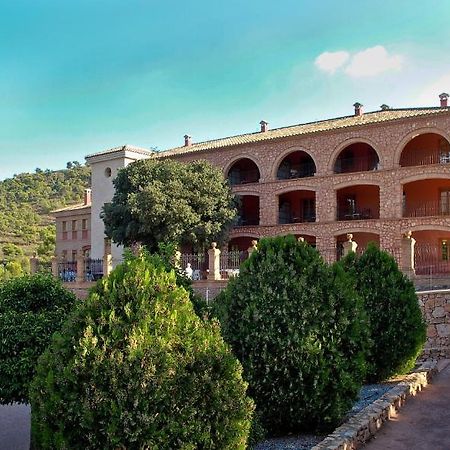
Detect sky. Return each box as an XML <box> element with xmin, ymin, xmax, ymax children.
<box><xmin>1</xmin><ymin>0</ymin><xmax>450</xmax><ymax>179</ymax></box>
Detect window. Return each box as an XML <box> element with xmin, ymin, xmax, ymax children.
<box><xmin>105</xmin><ymin>167</ymin><xmax>112</xmax><ymax>177</ymax></box>
<box><xmin>62</xmin><ymin>221</ymin><xmax>67</xmax><ymax>232</ymax></box>
<box><xmin>71</xmin><ymin>250</ymin><xmax>77</xmax><ymax>261</ymax></box>
<box><xmin>441</xmin><ymin>239</ymin><xmax>449</xmax><ymax>261</ymax></box>
<box><xmin>72</xmin><ymin>220</ymin><xmax>77</xmax><ymax>231</ymax></box>
<box><xmin>82</xmin><ymin>219</ymin><xmax>87</xmax><ymax>230</ymax></box>
<box><xmin>440</xmin><ymin>190</ymin><xmax>450</xmax><ymax>215</ymax></box>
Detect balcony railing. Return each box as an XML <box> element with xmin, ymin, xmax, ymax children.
<box><xmin>403</xmin><ymin>200</ymin><xmax>450</xmax><ymax>218</ymax></box>
<box><xmin>58</xmin><ymin>261</ymin><xmax>77</xmax><ymax>282</ymax></box>
<box><xmin>236</xmin><ymin>216</ymin><xmax>260</xmax><ymax>226</ymax></box>
<box><xmin>337</xmin><ymin>207</ymin><xmax>374</xmax><ymax>221</ymax></box>
<box><xmin>181</xmin><ymin>252</ymin><xmax>209</xmax><ymax>280</ymax></box>
<box><xmin>277</xmin><ymin>162</ymin><xmax>316</xmax><ymax>179</ymax></box>
<box><xmin>228</xmin><ymin>169</ymin><xmax>260</xmax><ymax>185</ymax></box>
<box><xmin>220</xmin><ymin>251</ymin><xmax>247</xmax><ymax>279</ymax></box>
<box><xmin>85</xmin><ymin>258</ymin><xmax>103</xmax><ymax>281</ymax></box>
<box><xmin>334</xmin><ymin>156</ymin><xmax>379</xmax><ymax>174</ymax></box>
<box><xmin>279</xmin><ymin>213</ymin><xmax>316</xmax><ymax>224</ymax></box>
<box><xmin>400</xmin><ymin>151</ymin><xmax>450</xmax><ymax>167</ymax></box>
<box><xmin>415</xmin><ymin>243</ymin><xmax>450</xmax><ymax>275</ymax></box>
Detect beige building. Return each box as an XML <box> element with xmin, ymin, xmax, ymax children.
<box><xmin>53</xmin><ymin>189</ymin><xmax>92</xmax><ymax>260</ymax></box>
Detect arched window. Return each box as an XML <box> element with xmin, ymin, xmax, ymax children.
<box><xmin>277</xmin><ymin>151</ymin><xmax>316</xmax><ymax>180</ymax></box>
<box><xmin>334</xmin><ymin>143</ymin><xmax>379</xmax><ymax>174</ymax></box>
<box><xmin>400</xmin><ymin>133</ymin><xmax>450</xmax><ymax>167</ymax></box>
<box><xmin>227</xmin><ymin>159</ymin><xmax>260</xmax><ymax>185</ymax></box>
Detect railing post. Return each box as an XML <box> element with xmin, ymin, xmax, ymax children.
<box><xmin>76</xmin><ymin>255</ymin><xmax>85</xmax><ymax>283</ymax></box>
<box><xmin>247</xmin><ymin>240</ymin><xmax>258</xmax><ymax>258</ymax></box>
<box><xmin>30</xmin><ymin>253</ymin><xmax>38</xmax><ymax>275</ymax></box>
<box><xmin>51</xmin><ymin>256</ymin><xmax>58</xmax><ymax>278</ymax></box>
<box><xmin>207</xmin><ymin>242</ymin><xmax>221</xmax><ymax>280</ymax></box>
<box><xmin>342</xmin><ymin>233</ymin><xmax>358</xmax><ymax>256</ymax></box>
<box><xmin>103</xmin><ymin>253</ymin><xmax>113</xmax><ymax>278</ymax></box>
<box><xmin>401</xmin><ymin>230</ymin><xmax>416</xmax><ymax>277</ymax></box>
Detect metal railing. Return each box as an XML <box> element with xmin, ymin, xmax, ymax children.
<box><xmin>220</xmin><ymin>251</ymin><xmax>247</xmax><ymax>279</ymax></box>
<box><xmin>58</xmin><ymin>261</ymin><xmax>77</xmax><ymax>282</ymax></box>
<box><xmin>277</xmin><ymin>162</ymin><xmax>316</xmax><ymax>179</ymax></box>
<box><xmin>334</xmin><ymin>156</ymin><xmax>379</xmax><ymax>174</ymax></box>
<box><xmin>84</xmin><ymin>258</ymin><xmax>103</xmax><ymax>282</ymax></box>
<box><xmin>228</xmin><ymin>169</ymin><xmax>260</xmax><ymax>185</ymax></box>
<box><xmin>403</xmin><ymin>200</ymin><xmax>450</xmax><ymax>218</ymax></box>
<box><xmin>337</xmin><ymin>207</ymin><xmax>375</xmax><ymax>221</ymax></box>
<box><xmin>181</xmin><ymin>253</ymin><xmax>209</xmax><ymax>280</ymax></box>
<box><xmin>400</xmin><ymin>150</ymin><xmax>450</xmax><ymax>167</ymax></box>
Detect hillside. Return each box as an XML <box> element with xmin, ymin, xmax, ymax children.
<box><xmin>0</xmin><ymin>162</ymin><xmax>91</xmax><ymax>261</ymax></box>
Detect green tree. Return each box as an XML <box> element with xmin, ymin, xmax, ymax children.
<box><xmin>30</xmin><ymin>252</ymin><xmax>253</xmax><ymax>449</ymax></box>
<box><xmin>339</xmin><ymin>244</ymin><xmax>426</xmax><ymax>381</ymax></box>
<box><xmin>0</xmin><ymin>274</ymin><xmax>77</xmax><ymax>403</ymax></box>
<box><xmin>102</xmin><ymin>159</ymin><xmax>237</xmax><ymax>252</ymax></box>
<box><xmin>214</xmin><ymin>236</ymin><xmax>368</xmax><ymax>433</ymax></box>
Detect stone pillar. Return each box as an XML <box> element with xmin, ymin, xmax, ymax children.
<box><xmin>30</xmin><ymin>254</ymin><xmax>38</xmax><ymax>274</ymax></box>
<box><xmin>342</xmin><ymin>233</ymin><xmax>358</xmax><ymax>256</ymax></box>
<box><xmin>401</xmin><ymin>231</ymin><xmax>416</xmax><ymax>277</ymax></box>
<box><xmin>247</xmin><ymin>239</ymin><xmax>258</xmax><ymax>257</ymax></box>
<box><xmin>51</xmin><ymin>256</ymin><xmax>58</xmax><ymax>278</ymax></box>
<box><xmin>103</xmin><ymin>253</ymin><xmax>113</xmax><ymax>278</ymax></box>
<box><xmin>76</xmin><ymin>255</ymin><xmax>85</xmax><ymax>283</ymax></box>
<box><xmin>207</xmin><ymin>242</ymin><xmax>221</xmax><ymax>280</ymax></box>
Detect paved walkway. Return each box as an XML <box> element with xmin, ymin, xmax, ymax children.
<box><xmin>364</xmin><ymin>362</ymin><xmax>450</xmax><ymax>450</ymax></box>
<box><xmin>0</xmin><ymin>403</ymin><xmax>30</xmax><ymax>450</ymax></box>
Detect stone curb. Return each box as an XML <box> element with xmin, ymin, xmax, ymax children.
<box><xmin>311</xmin><ymin>360</ymin><xmax>439</xmax><ymax>450</ymax></box>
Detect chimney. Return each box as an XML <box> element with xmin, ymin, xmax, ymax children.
<box><xmin>260</xmin><ymin>120</ymin><xmax>269</xmax><ymax>132</ymax></box>
<box><xmin>353</xmin><ymin>102</ymin><xmax>363</xmax><ymax>116</ymax></box>
<box><xmin>84</xmin><ymin>188</ymin><xmax>92</xmax><ymax>206</ymax></box>
<box><xmin>439</xmin><ymin>93</ymin><xmax>449</xmax><ymax>108</ymax></box>
<box><xmin>184</xmin><ymin>135</ymin><xmax>192</xmax><ymax>147</ymax></box>
<box><xmin>380</xmin><ymin>104</ymin><xmax>390</xmax><ymax>111</ymax></box>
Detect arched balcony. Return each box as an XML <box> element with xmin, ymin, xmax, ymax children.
<box><xmin>403</xmin><ymin>179</ymin><xmax>450</xmax><ymax>218</ymax></box>
<box><xmin>277</xmin><ymin>151</ymin><xmax>316</xmax><ymax>180</ymax></box>
<box><xmin>279</xmin><ymin>190</ymin><xmax>316</xmax><ymax>224</ymax></box>
<box><xmin>334</xmin><ymin>142</ymin><xmax>380</xmax><ymax>174</ymax></box>
<box><xmin>236</xmin><ymin>195</ymin><xmax>260</xmax><ymax>226</ymax></box>
<box><xmin>400</xmin><ymin>133</ymin><xmax>450</xmax><ymax>167</ymax></box>
<box><xmin>227</xmin><ymin>158</ymin><xmax>260</xmax><ymax>185</ymax></box>
<box><xmin>336</xmin><ymin>185</ymin><xmax>380</xmax><ymax>221</ymax></box>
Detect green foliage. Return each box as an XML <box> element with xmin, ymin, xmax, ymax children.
<box><xmin>339</xmin><ymin>244</ymin><xmax>426</xmax><ymax>381</ymax></box>
<box><xmin>214</xmin><ymin>235</ymin><xmax>368</xmax><ymax>434</ymax></box>
<box><xmin>0</xmin><ymin>164</ymin><xmax>90</xmax><ymax>258</ymax></box>
<box><xmin>102</xmin><ymin>158</ymin><xmax>237</xmax><ymax>252</ymax></box>
<box><xmin>30</xmin><ymin>253</ymin><xmax>253</xmax><ymax>449</ymax></box>
<box><xmin>0</xmin><ymin>274</ymin><xmax>77</xmax><ymax>404</ymax></box>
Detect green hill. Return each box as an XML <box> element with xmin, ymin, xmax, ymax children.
<box><xmin>0</xmin><ymin>162</ymin><xmax>91</xmax><ymax>262</ymax></box>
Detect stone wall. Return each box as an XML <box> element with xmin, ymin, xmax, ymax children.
<box><xmin>418</xmin><ymin>290</ymin><xmax>450</xmax><ymax>359</ymax></box>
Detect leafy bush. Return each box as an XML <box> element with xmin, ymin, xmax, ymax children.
<box><xmin>30</xmin><ymin>253</ymin><xmax>253</xmax><ymax>449</ymax></box>
<box><xmin>214</xmin><ymin>236</ymin><xmax>368</xmax><ymax>433</ymax></box>
<box><xmin>340</xmin><ymin>244</ymin><xmax>426</xmax><ymax>381</ymax></box>
<box><xmin>0</xmin><ymin>274</ymin><xmax>77</xmax><ymax>404</ymax></box>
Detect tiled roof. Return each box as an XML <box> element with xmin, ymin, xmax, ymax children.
<box><xmin>86</xmin><ymin>144</ymin><xmax>154</xmax><ymax>160</ymax></box>
<box><xmin>51</xmin><ymin>203</ymin><xmax>91</xmax><ymax>214</ymax></box>
<box><xmin>160</xmin><ymin>107</ymin><xmax>450</xmax><ymax>157</ymax></box>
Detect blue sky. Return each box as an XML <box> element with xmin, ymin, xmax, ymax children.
<box><xmin>1</xmin><ymin>0</ymin><xmax>450</xmax><ymax>179</ymax></box>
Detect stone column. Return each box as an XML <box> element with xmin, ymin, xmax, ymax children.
<box><xmin>51</xmin><ymin>256</ymin><xmax>59</xmax><ymax>278</ymax></box>
<box><xmin>247</xmin><ymin>240</ymin><xmax>258</xmax><ymax>258</ymax></box>
<box><xmin>401</xmin><ymin>231</ymin><xmax>416</xmax><ymax>277</ymax></box>
<box><xmin>207</xmin><ymin>242</ymin><xmax>221</xmax><ymax>280</ymax></box>
<box><xmin>103</xmin><ymin>253</ymin><xmax>113</xmax><ymax>278</ymax></box>
<box><xmin>30</xmin><ymin>254</ymin><xmax>38</xmax><ymax>275</ymax></box>
<box><xmin>342</xmin><ymin>233</ymin><xmax>358</xmax><ymax>256</ymax></box>
<box><xmin>76</xmin><ymin>255</ymin><xmax>85</xmax><ymax>283</ymax></box>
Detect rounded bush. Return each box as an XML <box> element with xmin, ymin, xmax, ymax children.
<box><xmin>30</xmin><ymin>253</ymin><xmax>253</xmax><ymax>449</ymax></box>
<box><xmin>214</xmin><ymin>236</ymin><xmax>368</xmax><ymax>433</ymax></box>
<box><xmin>0</xmin><ymin>274</ymin><xmax>77</xmax><ymax>404</ymax></box>
<box><xmin>340</xmin><ymin>244</ymin><xmax>426</xmax><ymax>381</ymax></box>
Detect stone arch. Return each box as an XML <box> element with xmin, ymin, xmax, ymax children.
<box><xmin>271</xmin><ymin>146</ymin><xmax>317</xmax><ymax>180</ymax></box>
<box><xmin>328</xmin><ymin>137</ymin><xmax>381</xmax><ymax>173</ymax></box>
<box><xmin>223</xmin><ymin>155</ymin><xmax>262</xmax><ymax>184</ymax></box>
<box><xmin>394</xmin><ymin>127</ymin><xmax>450</xmax><ymax>166</ymax></box>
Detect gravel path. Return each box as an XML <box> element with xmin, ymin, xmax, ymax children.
<box><xmin>254</xmin><ymin>383</ymin><xmax>394</xmax><ymax>450</ymax></box>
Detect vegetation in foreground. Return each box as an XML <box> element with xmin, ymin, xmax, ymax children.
<box><xmin>339</xmin><ymin>244</ymin><xmax>427</xmax><ymax>381</ymax></box>
<box><xmin>214</xmin><ymin>236</ymin><xmax>369</xmax><ymax>434</ymax></box>
<box><xmin>0</xmin><ymin>274</ymin><xmax>77</xmax><ymax>404</ymax></box>
<box><xmin>30</xmin><ymin>253</ymin><xmax>253</xmax><ymax>449</ymax></box>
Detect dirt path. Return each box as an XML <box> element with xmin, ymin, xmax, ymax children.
<box><xmin>364</xmin><ymin>362</ymin><xmax>450</xmax><ymax>450</ymax></box>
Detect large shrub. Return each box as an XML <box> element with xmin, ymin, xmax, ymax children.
<box><xmin>30</xmin><ymin>253</ymin><xmax>253</xmax><ymax>449</ymax></box>
<box><xmin>214</xmin><ymin>236</ymin><xmax>368</xmax><ymax>433</ymax></box>
<box><xmin>0</xmin><ymin>274</ymin><xmax>77</xmax><ymax>404</ymax></box>
<box><xmin>340</xmin><ymin>244</ymin><xmax>426</xmax><ymax>381</ymax></box>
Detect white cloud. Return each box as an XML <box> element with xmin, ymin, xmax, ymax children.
<box><xmin>344</xmin><ymin>46</ymin><xmax>403</xmax><ymax>77</ymax></box>
<box><xmin>314</xmin><ymin>51</ymin><xmax>350</xmax><ymax>74</ymax></box>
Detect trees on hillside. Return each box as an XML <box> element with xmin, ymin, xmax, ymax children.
<box><xmin>102</xmin><ymin>159</ymin><xmax>237</xmax><ymax>252</ymax></box>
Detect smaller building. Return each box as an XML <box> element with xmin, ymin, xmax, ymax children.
<box><xmin>52</xmin><ymin>189</ymin><xmax>92</xmax><ymax>261</ymax></box>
